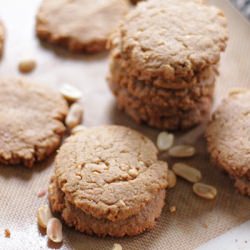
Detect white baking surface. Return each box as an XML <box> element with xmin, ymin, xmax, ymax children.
<box><xmin>197</xmin><ymin>220</ymin><xmax>250</xmax><ymax>250</ymax></box>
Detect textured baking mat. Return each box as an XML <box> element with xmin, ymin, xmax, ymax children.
<box><xmin>0</xmin><ymin>0</ymin><xmax>249</xmax><ymax>249</ymax></box>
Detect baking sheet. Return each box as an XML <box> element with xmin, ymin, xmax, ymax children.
<box><xmin>0</xmin><ymin>0</ymin><xmax>249</xmax><ymax>249</ymax></box>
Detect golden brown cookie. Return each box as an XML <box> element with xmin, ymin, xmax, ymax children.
<box><xmin>36</xmin><ymin>0</ymin><xmax>129</xmax><ymax>53</ymax></box>
<box><xmin>0</xmin><ymin>20</ymin><xmax>5</xmax><ymax>55</ymax></box>
<box><xmin>115</xmin><ymin>90</ymin><xmax>212</xmax><ymax>130</ymax></box>
<box><xmin>49</xmin><ymin>125</ymin><xmax>168</xmax><ymax>236</ymax></box>
<box><xmin>0</xmin><ymin>78</ymin><xmax>68</xmax><ymax>167</ymax></box>
<box><xmin>49</xmin><ymin>177</ymin><xmax>166</xmax><ymax>237</ymax></box>
<box><xmin>109</xmin><ymin>53</ymin><xmax>218</xmax><ymax>90</ymax></box>
<box><xmin>206</xmin><ymin>89</ymin><xmax>250</xmax><ymax>196</ymax></box>
<box><xmin>109</xmin><ymin>0</ymin><xmax>228</xmax><ymax>82</ymax></box>
<box><xmin>109</xmin><ymin>57</ymin><xmax>216</xmax><ymax>109</ymax></box>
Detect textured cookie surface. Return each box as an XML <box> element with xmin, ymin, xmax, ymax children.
<box><xmin>109</xmin><ymin>54</ymin><xmax>218</xmax><ymax>90</ymax></box>
<box><xmin>206</xmin><ymin>89</ymin><xmax>250</xmax><ymax>180</ymax></box>
<box><xmin>110</xmin><ymin>0</ymin><xmax>228</xmax><ymax>80</ymax></box>
<box><xmin>54</xmin><ymin>125</ymin><xmax>168</xmax><ymax>221</ymax></box>
<box><xmin>0</xmin><ymin>21</ymin><xmax>4</xmax><ymax>55</ymax></box>
<box><xmin>114</xmin><ymin>89</ymin><xmax>212</xmax><ymax>130</ymax></box>
<box><xmin>234</xmin><ymin>177</ymin><xmax>250</xmax><ymax>196</ymax></box>
<box><xmin>0</xmin><ymin>78</ymin><xmax>68</xmax><ymax>167</ymax></box>
<box><xmin>36</xmin><ymin>0</ymin><xmax>129</xmax><ymax>53</ymax></box>
<box><xmin>49</xmin><ymin>177</ymin><xmax>166</xmax><ymax>237</ymax></box>
<box><xmin>109</xmin><ymin>56</ymin><xmax>216</xmax><ymax>109</ymax></box>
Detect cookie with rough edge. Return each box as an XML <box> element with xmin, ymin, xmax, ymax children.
<box><xmin>49</xmin><ymin>177</ymin><xmax>166</xmax><ymax>237</ymax></box>
<box><xmin>206</xmin><ymin>89</ymin><xmax>250</xmax><ymax>196</ymax></box>
<box><xmin>109</xmin><ymin>58</ymin><xmax>216</xmax><ymax>109</ymax></box>
<box><xmin>36</xmin><ymin>0</ymin><xmax>129</xmax><ymax>53</ymax></box>
<box><xmin>109</xmin><ymin>52</ymin><xmax>218</xmax><ymax>90</ymax></box>
<box><xmin>114</xmin><ymin>88</ymin><xmax>213</xmax><ymax>130</ymax></box>
<box><xmin>109</xmin><ymin>0</ymin><xmax>228</xmax><ymax>82</ymax></box>
<box><xmin>0</xmin><ymin>21</ymin><xmax>5</xmax><ymax>55</ymax></box>
<box><xmin>234</xmin><ymin>177</ymin><xmax>250</xmax><ymax>196</ymax></box>
<box><xmin>0</xmin><ymin>78</ymin><xmax>68</xmax><ymax>167</ymax></box>
<box><xmin>52</xmin><ymin>125</ymin><xmax>168</xmax><ymax>223</ymax></box>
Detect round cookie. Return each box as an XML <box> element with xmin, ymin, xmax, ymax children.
<box><xmin>0</xmin><ymin>78</ymin><xmax>68</xmax><ymax>167</ymax></box>
<box><xmin>206</xmin><ymin>89</ymin><xmax>250</xmax><ymax>195</ymax></box>
<box><xmin>51</xmin><ymin>125</ymin><xmax>168</xmax><ymax>236</ymax></box>
<box><xmin>36</xmin><ymin>0</ymin><xmax>129</xmax><ymax>53</ymax></box>
<box><xmin>109</xmin><ymin>59</ymin><xmax>216</xmax><ymax>109</ymax></box>
<box><xmin>109</xmin><ymin>53</ymin><xmax>218</xmax><ymax>90</ymax></box>
<box><xmin>109</xmin><ymin>0</ymin><xmax>228</xmax><ymax>82</ymax></box>
<box><xmin>49</xmin><ymin>177</ymin><xmax>166</xmax><ymax>237</ymax></box>
<box><xmin>0</xmin><ymin>21</ymin><xmax>5</xmax><ymax>55</ymax></box>
<box><xmin>114</xmin><ymin>88</ymin><xmax>213</xmax><ymax>130</ymax></box>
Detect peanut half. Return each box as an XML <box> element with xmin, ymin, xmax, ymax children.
<box><xmin>47</xmin><ymin>218</ymin><xmax>63</xmax><ymax>243</ymax></box>
<box><xmin>172</xmin><ymin>163</ymin><xmax>202</xmax><ymax>183</ymax></box>
<box><xmin>167</xmin><ymin>170</ymin><xmax>177</xmax><ymax>188</ymax></box>
<box><xmin>37</xmin><ymin>205</ymin><xmax>53</xmax><ymax>229</ymax></box>
<box><xmin>169</xmin><ymin>145</ymin><xmax>196</xmax><ymax>158</ymax></box>
<box><xmin>112</xmin><ymin>243</ymin><xmax>122</xmax><ymax>250</ymax></box>
<box><xmin>193</xmin><ymin>183</ymin><xmax>217</xmax><ymax>200</ymax></box>
<box><xmin>157</xmin><ymin>132</ymin><xmax>174</xmax><ymax>151</ymax></box>
<box><xmin>60</xmin><ymin>84</ymin><xmax>82</xmax><ymax>102</ymax></box>
<box><xmin>71</xmin><ymin>125</ymin><xmax>86</xmax><ymax>135</ymax></box>
<box><xmin>65</xmin><ymin>103</ymin><xmax>83</xmax><ymax>130</ymax></box>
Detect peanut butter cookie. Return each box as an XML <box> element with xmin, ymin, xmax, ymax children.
<box><xmin>36</xmin><ymin>0</ymin><xmax>129</xmax><ymax>53</ymax></box>
<box><xmin>206</xmin><ymin>89</ymin><xmax>250</xmax><ymax>196</ymax></box>
<box><xmin>0</xmin><ymin>78</ymin><xmax>68</xmax><ymax>167</ymax></box>
<box><xmin>49</xmin><ymin>125</ymin><xmax>168</xmax><ymax>236</ymax></box>
<box><xmin>109</xmin><ymin>0</ymin><xmax>228</xmax><ymax>82</ymax></box>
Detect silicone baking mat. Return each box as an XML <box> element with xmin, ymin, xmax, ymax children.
<box><xmin>0</xmin><ymin>0</ymin><xmax>249</xmax><ymax>249</ymax></box>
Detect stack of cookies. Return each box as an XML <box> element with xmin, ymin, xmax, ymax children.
<box><xmin>206</xmin><ymin>89</ymin><xmax>250</xmax><ymax>196</ymax></box>
<box><xmin>108</xmin><ymin>0</ymin><xmax>228</xmax><ymax>130</ymax></box>
<box><xmin>49</xmin><ymin>125</ymin><xmax>168</xmax><ymax>237</ymax></box>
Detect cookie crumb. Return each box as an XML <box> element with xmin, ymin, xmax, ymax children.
<box><xmin>169</xmin><ymin>206</ymin><xmax>176</xmax><ymax>213</ymax></box>
<box><xmin>37</xmin><ymin>189</ymin><xmax>47</xmax><ymax>198</ymax></box>
<box><xmin>202</xmin><ymin>223</ymin><xmax>208</xmax><ymax>229</ymax></box>
<box><xmin>18</xmin><ymin>59</ymin><xmax>36</xmax><ymax>73</ymax></box>
<box><xmin>5</xmin><ymin>229</ymin><xmax>11</xmax><ymax>238</ymax></box>
<box><xmin>128</xmin><ymin>168</ymin><xmax>138</xmax><ymax>177</ymax></box>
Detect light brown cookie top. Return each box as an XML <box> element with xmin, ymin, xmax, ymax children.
<box><xmin>0</xmin><ymin>21</ymin><xmax>5</xmax><ymax>55</ymax></box>
<box><xmin>54</xmin><ymin>125</ymin><xmax>168</xmax><ymax>221</ymax></box>
<box><xmin>36</xmin><ymin>0</ymin><xmax>129</xmax><ymax>53</ymax></box>
<box><xmin>0</xmin><ymin>78</ymin><xmax>68</xmax><ymax>167</ymax></box>
<box><xmin>110</xmin><ymin>0</ymin><xmax>228</xmax><ymax>81</ymax></box>
<box><xmin>206</xmin><ymin>89</ymin><xmax>250</xmax><ymax>179</ymax></box>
